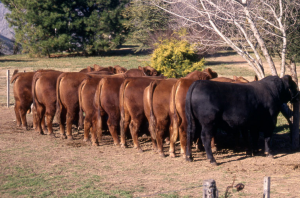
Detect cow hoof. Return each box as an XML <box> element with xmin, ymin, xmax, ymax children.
<box><xmin>182</xmin><ymin>154</ymin><xmax>186</xmax><ymax>159</ymax></box>
<box><xmin>61</xmin><ymin>135</ymin><xmax>67</xmax><ymax>139</ymax></box>
<box><xmin>186</xmin><ymin>156</ymin><xmax>193</xmax><ymax>162</ymax></box>
<box><xmin>211</xmin><ymin>147</ymin><xmax>217</xmax><ymax>153</ymax></box>
<box><xmin>266</xmin><ymin>153</ymin><xmax>274</xmax><ymax>158</ymax></box>
<box><xmin>121</xmin><ymin>144</ymin><xmax>127</xmax><ymax>148</ymax></box>
<box><xmin>159</xmin><ymin>152</ymin><xmax>165</xmax><ymax>158</ymax></box>
<box><xmin>137</xmin><ymin>148</ymin><xmax>143</xmax><ymax>153</ymax></box>
<box><xmin>39</xmin><ymin>131</ymin><xmax>44</xmax><ymax>135</ymax></box>
<box><xmin>114</xmin><ymin>143</ymin><xmax>121</xmax><ymax>147</ymax></box>
<box><xmin>67</xmin><ymin>136</ymin><xmax>73</xmax><ymax>141</ymax></box>
<box><xmin>169</xmin><ymin>153</ymin><xmax>176</xmax><ymax>158</ymax></box>
<box><xmin>92</xmin><ymin>142</ymin><xmax>98</xmax><ymax>146</ymax></box>
<box><xmin>48</xmin><ymin>133</ymin><xmax>55</xmax><ymax>138</ymax></box>
<box><xmin>210</xmin><ymin>161</ymin><xmax>218</xmax><ymax>166</ymax></box>
<box><xmin>83</xmin><ymin>138</ymin><xmax>90</xmax><ymax>142</ymax></box>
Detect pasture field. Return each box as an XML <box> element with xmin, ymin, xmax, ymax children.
<box><xmin>0</xmin><ymin>49</ymin><xmax>300</xmax><ymax>198</ymax></box>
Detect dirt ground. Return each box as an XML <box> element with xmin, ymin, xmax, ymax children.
<box><xmin>1</xmin><ymin>104</ymin><xmax>300</xmax><ymax>197</ymax></box>
<box><xmin>1</xmin><ymin>54</ymin><xmax>300</xmax><ymax>197</ymax></box>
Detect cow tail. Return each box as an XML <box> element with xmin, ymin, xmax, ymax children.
<box><xmin>185</xmin><ymin>81</ymin><xmax>197</xmax><ymax>161</ymax></box>
<box><xmin>55</xmin><ymin>74</ymin><xmax>64</xmax><ymax>124</ymax></box>
<box><xmin>148</xmin><ymin>81</ymin><xmax>157</xmax><ymax>140</ymax></box>
<box><xmin>95</xmin><ymin>78</ymin><xmax>105</xmax><ymax>131</ymax></box>
<box><xmin>78</xmin><ymin>79</ymin><xmax>87</xmax><ymax>130</ymax></box>
<box><xmin>31</xmin><ymin>72</ymin><xmax>41</xmax><ymax>124</ymax></box>
<box><xmin>10</xmin><ymin>70</ymin><xmax>20</xmax><ymax>83</ymax></box>
<box><xmin>170</xmin><ymin>80</ymin><xmax>181</xmax><ymax>145</ymax></box>
<box><xmin>119</xmin><ymin>79</ymin><xmax>130</xmax><ymax>139</ymax></box>
<box><xmin>31</xmin><ymin>72</ymin><xmax>42</xmax><ymax>108</ymax></box>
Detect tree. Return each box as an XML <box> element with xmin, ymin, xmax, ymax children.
<box><xmin>2</xmin><ymin>0</ymin><xmax>129</xmax><ymax>57</ymax></box>
<box><xmin>123</xmin><ymin>0</ymin><xmax>171</xmax><ymax>51</ymax></box>
<box><xmin>152</xmin><ymin>0</ymin><xmax>300</xmax><ymax>148</ymax></box>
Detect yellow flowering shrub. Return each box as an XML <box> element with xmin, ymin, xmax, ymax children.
<box><xmin>150</xmin><ymin>37</ymin><xmax>205</xmax><ymax>78</ymax></box>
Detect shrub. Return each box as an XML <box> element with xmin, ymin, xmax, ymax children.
<box><xmin>150</xmin><ymin>35</ymin><xmax>205</xmax><ymax>78</ymax></box>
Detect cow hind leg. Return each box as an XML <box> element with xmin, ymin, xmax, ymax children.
<box><xmin>156</xmin><ymin>122</ymin><xmax>168</xmax><ymax>157</ymax></box>
<box><xmin>83</xmin><ymin>119</ymin><xmax>91</xmax><ymax>142</ymax></box>
<box><xmin>264</xmin><ymin>133</ymin><xmax>273</xmax><ymax>158</ymax></box>
<box><xmin>169</xmin><ymin>119</ymin><xmax>179</xmax><ymax>158</ymax></box>
<box><xmin>120</xmin><ymin>112</ymin><xmax>130</xmax><ymax>148</ymax></box>
<box><xmin>66</xmin><ymin>112</ymin><xmax>75</xmax><ymax>140</ymax></box>
<box><xmin>59</xmin><ymin>109</ymin><xmax>67</xmax><ymax>139</ymax></box>
<box><xmin>129</xmin><ymin>119</ymin><xmax>142</xmax><ymax>153</ymax></box>
<box><xmin>201</xmin><ymin>126</ymin><xmax>217</xmax><ymax>166</ymax></box>
<box><xmin>35</xmin><ymin>105</ymin><xmax>45</xmax><ymax>135</ymax></box>
<box><xmin>107</xmin><ymin>117</ymin><xmax>120</xmax><ymax>147</ymax></box>
<box><xmin>19</xmin><ymin>106</ymin><xmax>28</xmax><ymax>130</ymax></box>
<box><xmin>14</xmin><ymin>102</ymin><xmax>22</xmax><ymax>127</ymax></box>
<box><xmin>46</xmin><ymin>113</ymin><xmax>54</xmax><ymax>137</ymax></box>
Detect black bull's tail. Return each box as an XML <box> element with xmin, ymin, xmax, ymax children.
<box><xmin>185</xmin><ymin>81</ymin><xmax>198</xmax><ymax>162</ymax></box>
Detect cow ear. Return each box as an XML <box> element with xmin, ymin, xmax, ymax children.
<box><xmin>282</xmin><ymin>75</ymin><xmax>293</xmax><ymax>87</ymax></box>
<box><xmin>233</xmin><ymin>76</ymin><xmax>238</xmax><ymax>80</ymax></box>
<box><xmin>113</xmin><ymin>68</ymin><xmax>117</xmax><ymax>74</ymax></box>
<box><xmin>138</xmin><ymin>66</ymin><xmax>143</xmax><ymax>70</ymax></box>
<box><xmin>107</xmin><ymin>66</ymin><xmax>114</xmax><ymax>73</ymax></box>
<box><xmin>144</xmin><ymin>67</ymin><xmax>151</xmax><ymax>76</ymax></box>
<box><xmin>254</xmin><ymin>75</ymin><xmax>258</xmax><ymax>81</ymax></box>
<box><xmin>87</xmin><ymin>66</ymin><xmax>92</xmax><ymax>72</ymax></box>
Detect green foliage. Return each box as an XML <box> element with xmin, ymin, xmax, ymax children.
<box><xmin>123</xmin><ymin>0</ymin><xmax>170</xmax><ymax>51</ymax></box>
<box><xmin>2</xmin><ymin>0</ymin><xmax>129</xmax><ymax>57</ymax></box>
<box><xmin>150</xmin><ymin>35</ymin><xmax>205</xmax><ymax>78</ymax></box>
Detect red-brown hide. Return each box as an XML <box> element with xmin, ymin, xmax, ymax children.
<box><xmin>169</xmin><ymin>69</ymin><xmax>218</xmax><ymax>158</ymax></box>
<box><xmin>143</xmin><ymin>78</ymin><xmax>178</xmax><ymax>157</ymax></box>
<box><xmin>119</xmin><ymin>77</ymin><xmax>164</xmax><ymax>152</ymax></box>
<box><xmin>11</xmin><ymin>70</ymin><xmax>35</xmax><ymax>129</ymax></box>
<box><xmin>78</xmin><ymin>75</ymin><xmax>109</xmax><ymax>145</ymax></box>
<box><xmin>32</xmin><ymin>70</ymin><xmax>63</xmax><ymax>135</ymax></box>
<box><xmin>92</xmin><ymin>68</ymin><xmax>155</xmax><ymax>147</ymax></box>
<box><xmin>56</xmin><ymin>72</ymin><xmax>92</xmax><ymax>139</ymax></box>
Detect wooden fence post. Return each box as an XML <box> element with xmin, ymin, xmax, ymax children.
<box><xmin>203</xmin><ymin>179</ymin><xmax>218</xmax><ymax>198</ymax></box>
<box><xmin>7</xmin><ymin>70</ymin><xmax>10</xmax><ymax>108</ymax></box>
<box><xmin>263</xmin><ymin>176</ymin><xmax>270</xmax><ymax>198</ymax></box>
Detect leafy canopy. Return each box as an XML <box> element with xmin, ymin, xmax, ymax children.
<box><xmin>2</xmin><ymin>0</ymin><xmax>129</xmax><ymax>57</ymax></box>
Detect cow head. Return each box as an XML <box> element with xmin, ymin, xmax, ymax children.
<box><xmin>233</xmin><ymin>76</ymin><xmax>249</xmax><ymax>83</ymax></box>
<box><xmin>94</xmin><ymin>64</ymin><xmax>104</xmax><ymax>71</ymax></box>
<box><xmin>282</xmin><ymin>75</ymin><xmax>299</xmax><ymax>103</ymax></box>
<box><xmin>138</xmin><ymin>66</ymin><xmax>158</xmax><ymax>76</ymax></box>
<box><xmin>203</xmin><ymin>68</ymin><xmax>218</xmax><ymax>79</ymax></box>
<box><xmin>113</xmin><ymin>65</ymin><xmax>127</xmax><ymax>74</ymax></box>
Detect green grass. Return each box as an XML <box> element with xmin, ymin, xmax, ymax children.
<box><xmin>0</xmin><ymin>51</ymin><xmax>151</xmax><ymax>72</ymax></box>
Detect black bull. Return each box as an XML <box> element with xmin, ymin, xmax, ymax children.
<box><xmin>185</xmin><ymin>75</ymin><xmax>298</xmax><ymax>165</ymax></box>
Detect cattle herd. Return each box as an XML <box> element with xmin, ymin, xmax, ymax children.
<box><xmin>11</xmin><ymin>64</ymin><xmax>299</xmax><ymax>165</ymax></box>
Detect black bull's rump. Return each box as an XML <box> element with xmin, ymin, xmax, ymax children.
<box><xmin>185</xmin><ymin>75</ymin><xmax>298</xmax><ymax>165</ymax></box>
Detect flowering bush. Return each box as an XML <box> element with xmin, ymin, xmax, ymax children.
<box><xmin>150</xmin><ymin>36</ymin><xmax>205</xmax><ymax>78</ymax></box>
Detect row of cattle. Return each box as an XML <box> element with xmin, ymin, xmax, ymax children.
<box><xmin>11</xmin><ymin>64</ymin><xmax>298</xmax><ymax>165</ymax></box>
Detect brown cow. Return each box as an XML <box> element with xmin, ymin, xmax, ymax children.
<box><xmin>169</xmin><ymin>69</ymin><xmax>218</xmax><ymax>158</ymax></box>
<box><xmin>57</xmin><ymin>71</ymin><xmax>114</xmax><ymax>140</ymax></box>
<box><xmin>119</xmin><ymin>76</ymin><xmax>165</xmax><ymax>152</ymax></box>
<box><xmin>11</xmin><ymin>70</ymin><xmax>36</xmax><ymax>129</ymax></box>
<box><xmin>143</xmin><ymin>78</ymin><xmax>178</xmax><ymax>157</ymax></box>
<box><xmin>92</xmin><ymin>68</ymin><xmax>161</xmax><ymax>146</ymax></box>
<box><xmin>56</xmin><ymin>72</ymin><xmax>92</xmax><ymax>139</ymax></box>
<box><xmin>78</xmin><ymin>74</ymin><xmax>111</xmax><ymax>145</ymax></box>
<box><xmin>143</xmin><ymin>70</ymin><xmax>217</xmax><ymax>157</ymax></box>
<box><xmin>32</xmin><ymin>70</ymin><xmax>63</xmax><ymax>135</ymax></box>
<box><xmin>138</xmin><ymin>66</ymin><xmax>158</xmax><ymax>76</ymax></box>
<box><xmin>211</xmin><ymin>76</ymin><xmax>249</xmax><ymax>83</ymax></box>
